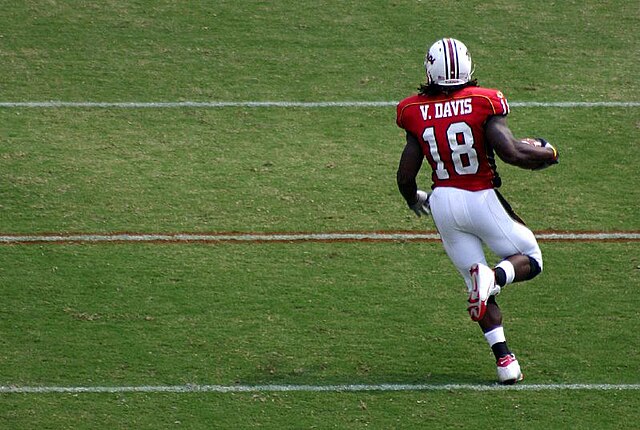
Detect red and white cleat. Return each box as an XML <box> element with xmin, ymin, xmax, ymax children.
<box><xmin>467</xmin><ymin>263</ymin><xmax>501</xmax><ymax>321</ymax></box>
<box><xmin>497</xmin><ymin>353</ymin><xmax>524</xmax><ymax>385</ymax></box>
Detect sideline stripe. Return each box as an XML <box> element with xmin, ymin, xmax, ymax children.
<box><xmin>1</xmin><ymin>383</ymin><xmax>639</xmax><ymax>394</ymax></box>
<box><xmin>0</xmin><ymin>101</ymin><xmax>638</xmax><ymax>108</ymax></box>
<box><xmin>1</xmin><ymin>231</ymin><xmax>639</xmax><ymax>245</ymax></box>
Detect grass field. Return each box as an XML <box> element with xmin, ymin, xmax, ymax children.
<box><xmin>1</xmin><ymin>0</ymin><xmax>639</xmax><ymax>428</ymax></box>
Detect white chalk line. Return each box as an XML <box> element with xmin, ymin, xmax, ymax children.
<box><xmin>0</xmin><ymin>232</ymin><xmax>438</xmax><ymax>244</ymax></box>
<box><xmin>0</xmin><ymin>231</ymin><xmax>638</xmax><ymax>244</ymax></box>
<box><xmin>1</xmin><ymin>383</ymin><xmax>639</xmax><ymax>394</ymax></box>
<box><xmin>0</xmin><ymin>101</ymin><xmax>638</xmax><ymax>108</ymax></box>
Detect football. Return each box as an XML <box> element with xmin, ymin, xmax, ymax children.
<box><xmin>520</xmin><ymin>137</ymin><xmax>543</xmax><ymax>147</ymax></box>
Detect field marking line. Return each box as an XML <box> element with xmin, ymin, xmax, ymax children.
<box><xmin>0</xmin><ymin>101</ymin><xmax>639</xmax><ymax>108</ymax></box>
<box><xmin>1</xmin><ymin>383</ymin><xmax>639</xmax><ymax>394</ymax></box>
<box><xmin>0</xmin><ymin>231</ymin><xmax>639</xmax><ymax>244</ymax></box>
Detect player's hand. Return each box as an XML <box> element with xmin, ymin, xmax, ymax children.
<box><xmin>532</xmin><ymin>137</ymin><xmax>559</xmax><ymax>170</ymax></box>
<box><xmin>409</xmin><ymin>190</ymin><xmax>431</xmax><ymax>217</ymax></box>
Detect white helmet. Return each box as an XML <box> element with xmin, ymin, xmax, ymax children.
<box><xmin>424</xmin><ymin>38</ymin><xmax>474</xmax><ymax>86</ymax></box>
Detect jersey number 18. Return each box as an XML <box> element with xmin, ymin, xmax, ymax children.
<box><xmin>422</xmin><ymin>121</ymin><xmax>479</xmax><ymax>180</ymax></box>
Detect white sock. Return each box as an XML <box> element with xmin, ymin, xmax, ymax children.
<box><xmin>484</xmin><ymin>326</ymin><xmax>506</xmax><ymax>347</ymax></box>
<box><xmin>495</xmin><ymin>260</ymin><xmax>516</xmax><ymax>285</ymax></box>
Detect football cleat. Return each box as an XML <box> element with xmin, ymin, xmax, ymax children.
<box><xmin>467</xmin><ymin>263</ymin><xmax>501</xmax><ymax>321</ymax></box>
<box><xmin>496</xmin><ymin>353</ymin><xmax>524</xmax><ymax>385</ymax></box>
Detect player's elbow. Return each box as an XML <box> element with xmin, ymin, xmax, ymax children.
<box><xmin>396</xmin><ymin>168</ymin><xmax>411</xmax><ymax>187</ymax></box>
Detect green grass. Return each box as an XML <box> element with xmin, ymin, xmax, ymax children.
<box><xmin>0</xmin><ymin>0</ymin><xmax>638</xmax><ymax>428</ymax></box>
<box><xmin>1</xmin><ymin>242</ymin><xmax>638</xmax><ymax>386</ymax></box>
<box><xmin>2</xmin><ymin>390</ymin><xmax>640</xmax><ymax>429</ymax></box>
<box><xmin>0</xmin><ymin>242</ymin><xmax>639</xmax><ymax>428</ymax></box>
<box><xmin>2</xmin><ymin>390</ymin><xmax>638</xmax><ymax>429</ymax></box>
<box><xmin>2</xmin><ymin>1</ymin><xmax>638</xmax><ymax>102</ymax></box>
<box><xmin>1</xmin><ymin>107</ymin><xmax>638</xmax><ymax>233</ymax></box>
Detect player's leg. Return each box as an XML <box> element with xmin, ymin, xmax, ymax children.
<box><xmin>438</xmin><ymin>237</ymin><xmax>522</xmax><ymax>383</ymax></box>
<box><xmin>494</xmin><ymin>253</ymin><xmax>541</xmax><ymax>287</ymax></box>
<box><xmin>479</xmin><ymin>191</ymin><xmax>541</xmax><ymax>383</ymax></box>
<box><xmin>429</xmin><ymin>188</ymin><xmax>487</xmax><ymax>290</ymax></box>
<box><xmin>477</xmin><ymin>297</ymin><xmax>522</xmax><ymax>384</ymax></box>
<box><xmin>430</xmin><ymin>188</ymin><xmax>522</xmax><ymax>383</ymax></box>
<box><xmin>431</xmin><ymin>188</ymin><xmax>502</xmax><ymax>319</ymax></box>
<box><xmin>475</xmin><ymin>190</ymin><xmax>544</xmax><ymax>288</ymax></box>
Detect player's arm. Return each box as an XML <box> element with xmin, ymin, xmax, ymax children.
<box><xmin>397</xmin><ymin>132</ymin><xmax>423</xmax><ymax>204</ymax></box>
<box><xmin>397</xmin><ymin>132</ymin><xmax>430</xmax><ymax>217</ymax></box>
<box><xmin>485</xmin><ymin>115</ymin><xmax>558</xmax><ymax>170</ymax></box>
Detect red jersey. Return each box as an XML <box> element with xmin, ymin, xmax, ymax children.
<box><xmin>396</xmin><ymin>86</ymin><xmax>510</xmax><ymax>191</ymax></box>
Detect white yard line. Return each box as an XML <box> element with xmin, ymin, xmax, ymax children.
<box><xmin>1</xmin><ymin>382</ymin><xmax>639</xmax><ymax>394</ymax></box>
<box><xmin>0</xmin><ymin>101</ymin><xmax>638</xmax><ymax>108</ymax></box>
<box><xmin>0</xmin><ymin>231</ymin><xmax>638</xmax><ymax>244</ymax></box>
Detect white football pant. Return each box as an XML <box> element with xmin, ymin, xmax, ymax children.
<box><xmin>429</xmin><ymin>187</ymin><xmax>543</xmax><ymax>292</ymax></box>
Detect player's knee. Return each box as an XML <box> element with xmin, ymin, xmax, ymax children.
<box><xmin>525</xmin><ymin>255</ymin><xmax>542</xmax><ymax>280</ymax></box>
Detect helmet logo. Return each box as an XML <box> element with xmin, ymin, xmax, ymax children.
<box><xmin>426</xmin><ymin>54</ymin><xmax>436</xmax><ymax>65</ymax></box>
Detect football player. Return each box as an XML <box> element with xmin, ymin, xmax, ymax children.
<box><xmin>396</xmin><ymin>38</ymin><xmax>558</xmax><ymax>384</ymax></box>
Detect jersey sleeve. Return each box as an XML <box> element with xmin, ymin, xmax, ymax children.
<box><xmin>487</xmin><ymin>89</ymin><xmax>510</xmax><ymax>116</ymax></box>
<box><xmin>396</xmin><ymin>99</ymin><xmax>408</xmax><ymax>129</ymax></box>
